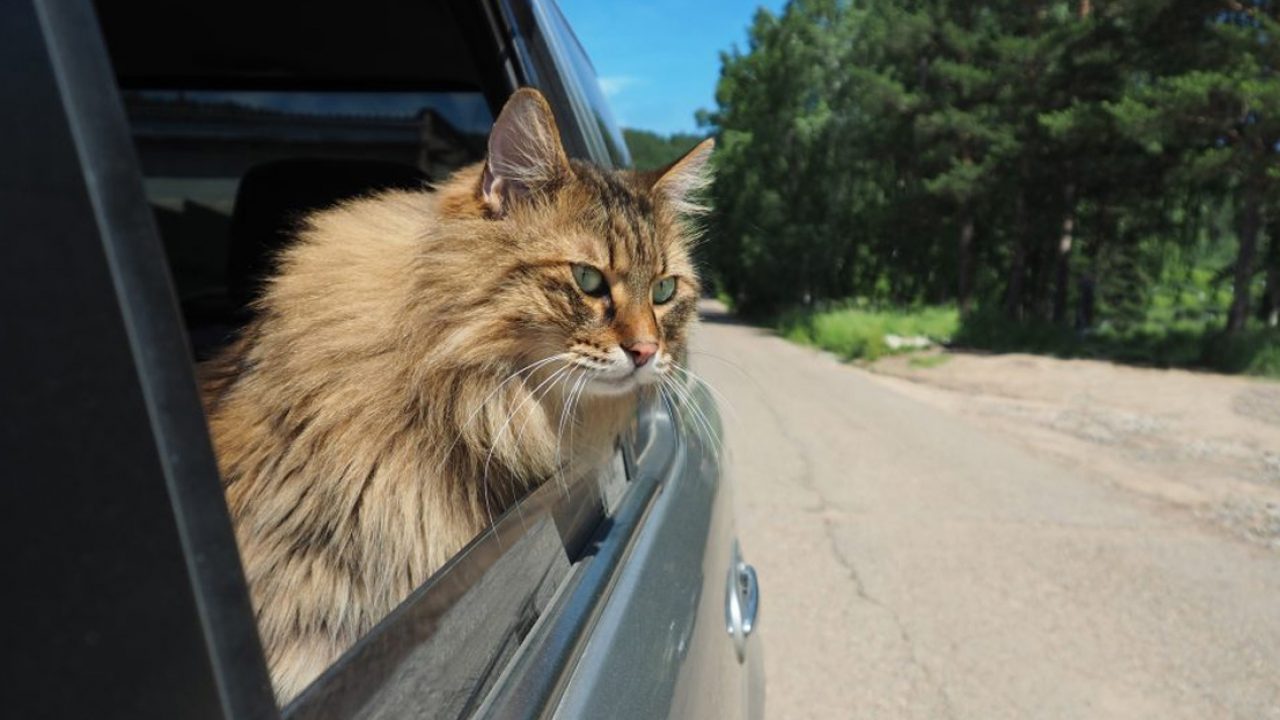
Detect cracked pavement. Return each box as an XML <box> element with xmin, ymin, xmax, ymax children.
<box><xmin>691</xmin><ymin>302</ymin><xmax>1280</xmax><ymax>720</ymax></box>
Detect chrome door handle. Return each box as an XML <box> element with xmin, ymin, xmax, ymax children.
<box><xmin>725</xmin><ymin>542</ymin><xmax>759</xmax><ymax>662</ymax></box>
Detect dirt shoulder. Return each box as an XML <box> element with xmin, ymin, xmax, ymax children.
<box><xmin>867</xmin><ymin>351</ymin><xmax>1280</xmax><ymax>551</ymax></box>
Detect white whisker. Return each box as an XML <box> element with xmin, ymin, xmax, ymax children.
<box><xmin>437</xmin><ymin>353</ymin><xmax>568</xmax><ymax>476</ymax></box>
<box><xmin>686</xmin><ymin>349</ymin><xmax>765</xmax><ymax>395</ymax></box>
<box><xmin>558</xmin><ymin>367</ymin><xmax>595</xmax><ymax>492</ymax></box>
<box><xmin>550</xmin><ymin>367</ymin><xmax>588</xmax><ymax>494</ymax></box>
<box><xmin>480</xmin><ymin>362</ymin><xmax>572</xmax><ymax>527</ymax></box>
<box><xmin>662</xmin><ymin>372</ymin><xmax>722</xmax><ymax>453</ymax></box>
<box><xmin>667</xmin><ymin>362</ymin><xmax>739</xmax><ymax>422</ymax></box>
<box><xmin>657</xmin><ymin>380</ymin><xmax>682</xmax><ymax>444</ymax></box>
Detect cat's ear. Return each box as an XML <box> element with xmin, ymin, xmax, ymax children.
<box><xmin>481</xmin><ymin>88</ymin><xmax>571</xmax><ymax>215</ymax></box>
<box><xmin>652</xmin><ymin>138</ymin><xmax>715</xmax><ymax>215</ymax></box>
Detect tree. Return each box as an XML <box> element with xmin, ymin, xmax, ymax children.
<box><xmin>622</xmin><ymin>129</ymin><xmax>707</xmax><ymax>170</ymax></box>
<box><xmin>1109</xmin><ymin>0</ymin><xmax>1280</xmax><ymax>333</ymax></box>
<box><xmin>701</xmin><ymin>0</ymin><xmax>1276</xmax><ymax>339</ymax></box>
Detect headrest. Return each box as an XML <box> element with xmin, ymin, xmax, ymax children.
<box><xmin>227</xmin><ymin>158</ymin><xmax>428</xmax><ymax>313</ymax></box>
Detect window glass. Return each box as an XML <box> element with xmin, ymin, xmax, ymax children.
<box><xmin>533</xmin><ymin>0</ymin><xmax>632</xmax><ymax>168</ymax></box>
<box><xmin>550</xmin><ymin>8</ymin><xmax>632</xmax><ymax>169</ymax></box>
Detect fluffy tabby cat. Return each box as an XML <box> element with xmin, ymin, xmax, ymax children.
<box><xmin>200</xmin><ymin>88</ymin><xmax>713</xmax><ymax>701</ymax></box>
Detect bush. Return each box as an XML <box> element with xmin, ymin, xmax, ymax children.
<box><xmin>1202</xmin><ymin>329</ymin><xmax>1280</xmax><ymax>376</ymax></box>
<box><xmin>953</xmin><ymin>309</ymin><xmax>1280</xmax><ymax>378</ymax></box>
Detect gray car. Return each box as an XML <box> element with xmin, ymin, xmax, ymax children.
<box><xmin>2</xmin><ymin>0</ymin><xmax>763</xmax><ymax>718</ymax></box>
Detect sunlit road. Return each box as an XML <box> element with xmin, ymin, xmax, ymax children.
<box><xmin>690</xmin><ymin>301</ymin><xmax>1280</xmax><ymax>720</ymax></box>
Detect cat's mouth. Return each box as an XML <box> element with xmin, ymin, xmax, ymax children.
<box><xmin>577</xmin><ymin>360</ymin><xmax>663</xmax><ymax>398</ymax></box>
<box><xmin>583</xmin><ymin>374</ymin><xmax>640</xmax><ymax>397</ymax></box>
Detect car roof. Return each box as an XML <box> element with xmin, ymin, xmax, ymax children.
<box><xmin>96</xmin><ymin>0</ymin><xmax>484</xmax><ymax>90</ymax></box>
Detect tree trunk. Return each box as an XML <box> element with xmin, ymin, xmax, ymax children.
<box><xmin>1262</xmin><ymin>225</ymin><xmax>1279</xmax><ymax>328</ymax></box>
<box><xmin>1077</xmin><ymin>204</ymin><xmax>1111</xmax><ymax>330</ymax></box>
<box><xmin>1227</xmin><ymin>181</ymin><xmax>1262</xmax><ymax>334</ymax></box>
<box><xmin>1005</xmin><ymin>173</ymin><xmax>1029</xmax><ymax>321</ymax></box>
<box><xmin>958</xmin><ymin>210</ymin><xmax>975</xmax><ymax>316</ymax></box>
<box><xmin>1052</xmin><ymin>183</ymin><xmax>1077</xmax><ymax>325</ymax></box>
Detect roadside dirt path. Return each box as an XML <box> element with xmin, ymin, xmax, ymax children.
<box><xmin>869</xmin><ymin>350</ymin><xmax>1280</xmax><ymax>552</ymax></box>
<box><xmin>691</xmin><ymin>301</ymin><xmax>1280</xmax><ymax>720</ymax></box>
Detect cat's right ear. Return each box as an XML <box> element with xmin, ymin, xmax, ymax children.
<box><xmin>480</xmin><ymin>88</ymin><xmax>572</xmax><ymax>216</ymax></box>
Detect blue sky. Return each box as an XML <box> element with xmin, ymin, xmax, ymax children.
<box><xmin>558</xmin><ymin>0</ymin><xmax>786</xmax><ymax>136</ymax></box>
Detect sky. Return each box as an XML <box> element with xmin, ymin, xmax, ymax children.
<box><xmin>558</xmin><ymin>0</ymin><xmax>786</xmax><ymax>136</ymax></box>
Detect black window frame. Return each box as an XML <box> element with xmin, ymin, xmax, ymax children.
<box><xmin>3</xmin><ymin>1</ymin><xmax>277</xmax><ymax>717</ymax></box>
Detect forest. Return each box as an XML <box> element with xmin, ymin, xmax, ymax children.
<box><xmin>629</xmin><ymin>0</ymin><xmax>1280</xmax><ymax>375</ymax></box>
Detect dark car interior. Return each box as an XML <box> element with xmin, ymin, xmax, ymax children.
<box><xmin>96</xmin><ymin>0</ymin><xmax>501</xmax><ymax>358</ymax></box>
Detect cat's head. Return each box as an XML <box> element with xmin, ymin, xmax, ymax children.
<box><xmin>468</xmin><ymin>88</ymin><xmax>713</xmax><ymax>399</ymax></box>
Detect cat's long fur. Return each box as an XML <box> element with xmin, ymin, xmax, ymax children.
<box><xmin>200</xmin><ymin>89</ymin><xmax>711</xmax><ymax>700</ymax></box>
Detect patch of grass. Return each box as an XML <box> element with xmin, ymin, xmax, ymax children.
<box><xmin>953</xmin><ymin>309</ymin><xmax>1280</xmax><ymax>378</ymax></box>
<box><xmin>773</xmin><ymin>300</ymin><xmax>1280</xmax><ymax>379</ymax></box>
<box><xmin>777</xmin><ymin>303</ymin><xmax>959</xmax><ymax>362</ymax></box>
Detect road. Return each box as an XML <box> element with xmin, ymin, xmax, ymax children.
<box><xmin>689</xmin><ymin>302</ymin><xmax>1280</xmax><ymax>720</ymax></box>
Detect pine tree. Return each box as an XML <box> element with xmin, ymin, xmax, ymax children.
<box><xmin>1109</xmin><ymin>0</ymin><xmax>1280</xmax><ymax>333</ymax></box>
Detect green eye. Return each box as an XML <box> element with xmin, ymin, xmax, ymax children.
<box><xmin>652</xmin><ymin>276</ymin><xmax>677</xmax><ymax>304</ymax></box>
<box><xmin>572</xmin><ymin>264</ymin><xmax>607</xmax><ymax>296</ymax></box>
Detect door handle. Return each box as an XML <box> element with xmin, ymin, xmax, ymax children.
<box><xmin>725</xmin><ymin>541</ymin><xmax>759</xmax><ymax>662</ymax></box>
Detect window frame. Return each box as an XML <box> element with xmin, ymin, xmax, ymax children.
<box><xmin>3</xmin><ymin>1</ymin><xmax>278</xmax><ymax>717</ymax></box>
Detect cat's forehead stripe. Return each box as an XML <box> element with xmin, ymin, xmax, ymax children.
<box><xmin>572</xmin><ymin>161</ymin><xmax>659</xmax><ymax>270</ymax></box>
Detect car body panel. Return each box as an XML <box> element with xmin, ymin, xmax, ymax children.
<box><xmin>554</xmin><ymin>389</ymin><xmax>764</xmax><ymax>720</ymax></box>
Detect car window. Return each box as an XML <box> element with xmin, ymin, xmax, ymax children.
<box><xmin>123</xmin><ymin>88</ymin><xmax>491</xmax><ymax>356</ymax></box>
<box><xmin>95</xmin><ymin>1</ymin><xmax>636</xmax><ymax>712</ymax></box>
<box><xmin>531</xmin><ymin>0</ymin><xmax>632</xmax><ymax>169</ymax></box>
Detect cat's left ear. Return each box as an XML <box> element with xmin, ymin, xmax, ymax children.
<box><xmin>481</xmin><ymin>88</ymin><xmax>572</xmax><ymax>216</ymax></box>
<box><xmin>651</xmin><ymin>138</ymin><xmax>715</xmax><ymax>215</ymax></box>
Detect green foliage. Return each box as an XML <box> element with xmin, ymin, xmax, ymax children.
<box><xmin>777</xmin><ymin>298</ymin><xmax>1279</xmax><ymax>377</ymax></box>
<box><xmin>953</xmin><ymin>308</ymin><xmax>1280</xmax><ymax>377</ymax></box>
<box><xmin>701</xmin><ymin>0</ymin><xmax>1280</xmax><ymax>355</ymax></box>
<box><xmin>622</xmin><ymin>129</ymin><xmax>707</xmax><ymax>170</ymax></box>
<box><xmin>777</xmin><ymin>304</ymin><xmax>960</xmax><ymax>362</ymax></box>
<box><xmin>1203</xmin><ymin>328</ymin><xmax>1280</xmax><ymax>376</ymax></box>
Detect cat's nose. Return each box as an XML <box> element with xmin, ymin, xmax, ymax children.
<box><xmin>624</xmin><ymin>341</ymin><xmax>658</xmax><ymax>367</ymax></box>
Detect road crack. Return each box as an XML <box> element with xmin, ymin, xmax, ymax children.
<box><xmin>759</xmin><ymin>388</ymin><xmax>957</xmax><ymax>718</ymax></box>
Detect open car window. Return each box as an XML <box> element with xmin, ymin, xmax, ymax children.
<box><xmin>91</xmin><ymin>0</ymin><xmax>655</xmax><ymax>714</ymax></box>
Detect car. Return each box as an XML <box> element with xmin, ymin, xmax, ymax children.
<box><xmin>1</xmin><ymin>1</ymin><xmax>763</xmax><ymax>718</ymax></box>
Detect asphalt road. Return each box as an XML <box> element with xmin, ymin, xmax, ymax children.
<box><xmin>689</xmin><ymin>302</ymin><xmax>1280</xmax><ymax>720</ymax></box>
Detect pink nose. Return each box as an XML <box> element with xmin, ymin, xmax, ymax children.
<box><xmin>624</xmin><ymin>341</ymin><xmax>658</xmax><ymax>367</ymax></box>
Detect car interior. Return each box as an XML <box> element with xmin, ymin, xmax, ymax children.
<box><xmin>96</xmin><ymin>0</ymin><xmax>500</xmax><ymax>358</ymax></box>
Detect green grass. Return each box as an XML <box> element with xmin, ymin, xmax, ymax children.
<box><xmin>776</xmin><ymin>303</ymin><xmax>960</xmax><ymax>362</ymax></box>
<box><xmin>953</xmin><ymin>309</ymin><xmax>1280</xmax><ymax>378</ymax></box>
<box><xmin>773</xmin><ymin>302</ymin><xmax>1280</xmax><ymax>378</ymax></box>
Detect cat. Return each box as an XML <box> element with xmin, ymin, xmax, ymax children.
<box><xmin>199</xmin><ymin>87</ymin><xmax>712</xmax><ymax>701</ymax></box>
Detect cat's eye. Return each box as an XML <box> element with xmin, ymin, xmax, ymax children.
<box><xmin>652</xmin><ymin>276</ymin><xmax>677</xmax><ymax>304</ymax></box>
<box><xmin>572</xmin><ymin>264</ymin><xmax>607</xmax><ymax>296</ymax></box>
